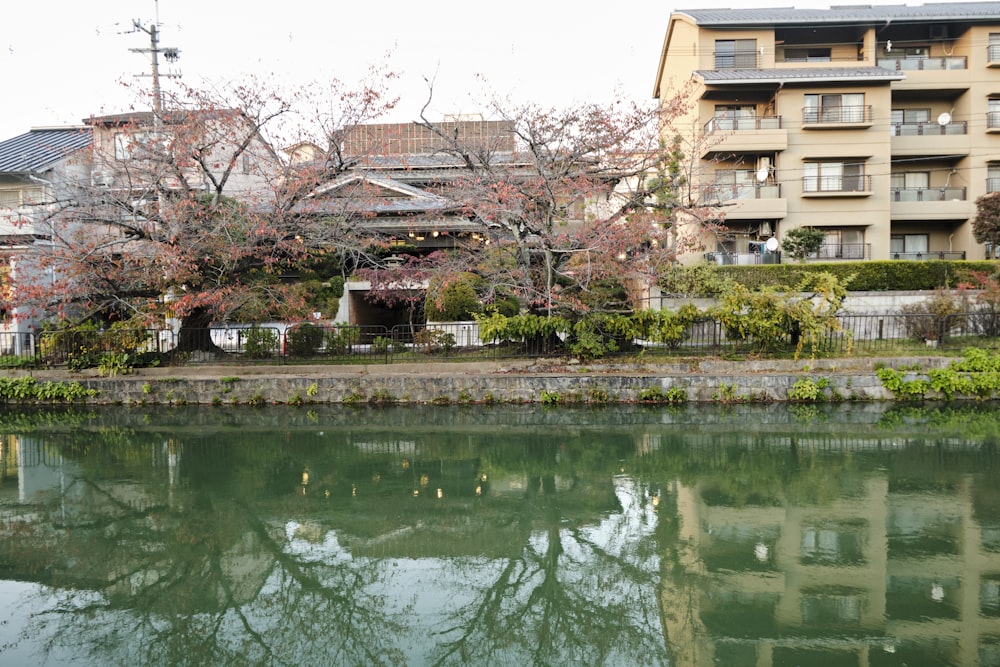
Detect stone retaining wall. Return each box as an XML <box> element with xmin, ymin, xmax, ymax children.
<box><xmin>52</xmin><ymin>357</ymin><xmax>951</xmax><ymax>405</ymax></box>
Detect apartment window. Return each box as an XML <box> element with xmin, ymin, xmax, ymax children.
<box><xmin>803</xmin><ymin>161</ymin><xmax>865</xmax><ymax>193</ymax></box>
<box><xmin>891</xmin><ymin>172</ymin><xmax>930</xmax><ymax>200</ymax></box>
<box><xmin>883</xmin><ymin>45</ymin><xmax>929</xmax><ymax>58</ymax></box>
<box><xmin>990</xmin><ymin>33</ymin><xmax>1000</xmax><ymax>61</ymax></box>
<box><xmin>713</xmin><ymin>105</ymin><xmax>756</xmax><ymax>131</ymax></box>
<box><xmin>801</xmin><ymin>522</ymin><xmax>865</xmax><ymax>565</ymax></box>
<box><xmin>891</xmin><ymin>234</ymin><xmax>929</xmax><ymax>255</ymax></box>
<box><xmin>804</xmin><ymin>93</ymin><xmax>865</xmax><ymax>123</ymax></box>
<box><xmin>712</xmin><ymin>169</ymin><xmax>756</xmax><ymax>200</ymax></box>
<box><xmin>715</xmin><ymin>39</ymin><xmax>757</xmax><ymax>69</ymax></box>
<box><xmin>890</xmin><ymin>108</ymin><xmax>930</xmax><ymax>135</ymax></box>
<box><xmin>989</xmin><ymin>164</ymin><xmax>1000</xmax><ymax>193</ymax></box>
<box><xmin>990</xmin><ymin>99</ymin><xmax>1000</xmax><ymax>129</ymax></box>
<box><xmin>819</xmin><ymin>229</ymin><xmax>865</xmax><ymax>259</ymax></box>
<box><xmin>784</xmin><ymin>47</ymin><xmax>831</xmax><ymax>62</ymax></box>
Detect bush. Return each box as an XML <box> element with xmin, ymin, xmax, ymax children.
<box><xmin>243</xmin><ymin>327</ymin><xmax>279</xmax><ymax>359</ymax></box>
<box><xmin>325</xmin><ymin>325</ymin><xmax>360</xmax><ymax>355</ymax></box>
<box><xmin>285</xmin><ymin>322</ymin><xmax>325</xmax><ymax>357</ymax></box>
<box><xmin>674</xmin><ymin>260</ymin><xmax>997</xmax><ymax>294</ymax></box>
<box><xmin>425</xmin><ymin>273</ymin><xmax>484</xmax><ymax>321</ymax></box>
<box><xmin>899</xmin><ymin>289</ymin><xmax>967</xmax><ymax>342</ymax></box>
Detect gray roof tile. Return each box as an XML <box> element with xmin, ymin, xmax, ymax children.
<box><xmin>0</xmin><ymin>127</ymin><xmax>92</xmax><ymax>174</ymax></box>
<box><xmin>696</xmin><ymin>66</ymin><xmax>905</xmax><ymax>83</ymax></box>
<box><xmin>678</xmin><ymin>2</ymin><xmax>1000</xmax><ymax>26</ymax></box>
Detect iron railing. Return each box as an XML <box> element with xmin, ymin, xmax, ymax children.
<box><xmin>2</xmin><ymin>310</ymin><xmax>995</xmax><ymax>369</ymax></box>
<box><xmin>803</xmin><ymin>105</ymin><xmax>873</xmax><ymax>125</ymax></box>
<box><xmin>877</xmin><ymin>56</ymin><xmax>967</xmax><ymax>71</ymax></box>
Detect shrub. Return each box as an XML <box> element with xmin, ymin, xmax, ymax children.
<box><xmin>243</xmin><ymin>327</ymin><xmax>279</xmax><ymax>359</ymax></box>
<box><xmin>285</xmin><ymin>322</ymin><xmax>325</xmax><ymax>357</ymax></box>
<box><xmin>326</xmin><ymin>325</ymin><xmax>360</xmax><ymax>355</ymax></box>
<box><xmin>425</xmin><ymin>273</ymin><xmax>484</xmax><ymax>321</ymax></box>
<box><xmin>899</xmin><ymin>289</ymin><xmax>966</xmax><ymax>342</ymax></box>
<box><xmin>780</xmin><ymin>227</ymin><xmax>827</xmax><ymax>261</ymax></box>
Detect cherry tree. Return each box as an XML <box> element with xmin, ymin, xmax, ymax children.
<box><xmin>362</xmin><ymin>87</ymin><xmax>718</xmax><ymax>320</ymax></box>
<box><xmin>13</xmin><ymin>71</ymin><xmax>399</xmax><ymax>350</ymax></box>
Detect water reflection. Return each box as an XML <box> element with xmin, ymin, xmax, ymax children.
<box><xmin>0</xmin><ymin>403</ymin><xmax>999</xmax><ymax>666</ymax></box>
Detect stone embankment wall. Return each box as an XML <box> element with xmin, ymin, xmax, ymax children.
<box><xmin>29</xmin><ymin>357</ymin><xmax>953</xmax><ymax>405</ymax></box>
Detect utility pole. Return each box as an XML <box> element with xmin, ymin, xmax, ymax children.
<box><xmin>128</xmin><ymin>1</ymin><xmax>180</xmax><ymax>130</ymax></box>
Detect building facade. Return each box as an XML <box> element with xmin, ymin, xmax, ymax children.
<box><xmin>654</xmin><ymin>2</ymin><xmax>1000</xmax><ymax>263</ymax></box>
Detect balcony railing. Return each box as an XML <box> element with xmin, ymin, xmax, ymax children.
<box><xmin>803</xmin><ymin>106</ymin><xmax>873</xmax><ymax>125</ymax></box>
<box><xmin>802</xmin><ymin>175</ymin><xmax>872</xmax><ymax>194</ymax></box>
<box><xmin>890</xmin><ymin>121</ymin><xmax>967</xmax><ymax>136</ymax></box>
<box><xmin>988</xmin><ymin>178</ymin><xmax>1000</xmax><ymax>193</ymax></box>
<box><xmin>705</xmin><ymin>251</ymin><xmax>781</xmax><ymax>265</ymax></box>
<box><xmin>877</xmin><ymin>56</ymin><xmax>967</xmax><ymax>71</ymax></box>
<box><xmin>989</xmin><ymin>44</ymin><xmax>1000</xmax><ymax>63</ymax></box>
<box><xmin>891</xmin><ymin>187</ymin><xmax>966</xmax><ymax>202</ymax></box>
<box><xmin>714</xmin><ymin>52</ymin><xmax>760</xmax><ymax>69</ymax></box>
<box><xmin>809</xmin><ymin>243</ymin><xmax>871</xmax><ymax>260</ymax></box>
<box><xmin>706</xmin><ymin>181</ymin><xmax>782</xmax><ymax>202</ymax></box>
<box><xmin>891</xmin><ymin>251</ymin><xmax>966</xmax><ymax>260</ymax></box>
<box><xmin>988</xmin><ymin>111</ymin><xmax>1000</xmax><ymax>130</ymax></box>
<box><xmin>704</xmin><ymin>116</ymin><xmax>782</xmax><ymax>134</ymax></box>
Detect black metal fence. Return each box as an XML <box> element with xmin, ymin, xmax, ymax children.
<box><xmin>2</xmin><ymin>311</ymin><xmax>997</xmax><ymax>370</ymax></box>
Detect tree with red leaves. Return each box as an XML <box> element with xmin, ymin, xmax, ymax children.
<box><xmin>370</xmin><ymin>87</ymin><xmax>719</xmax><ymax>321</ymax></box>
<box><xmin>12</xmin><ymin>72</ymin><xmax>399</xmax><ymax>351</ymax></box>
<box><xmin>974</xmin><ymin>192</ymin><xmax>1000</xmax><ymax>259</ymax></box>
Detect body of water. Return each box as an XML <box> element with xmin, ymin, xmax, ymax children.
<box><xmin>1</xmin><ymin>403</ymin><xmax>999</xmax><ymax>666</ymax></box>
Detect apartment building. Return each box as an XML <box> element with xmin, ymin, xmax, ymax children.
<box><xmin>653</xmin><ymin>2</ymin><xmax>1000</xmax><ymax>263</ymax></box>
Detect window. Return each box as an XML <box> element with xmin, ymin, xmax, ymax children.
<box><xmin>0</xmin><ymin>186</ymin><xmax>44</xmax><ymax>209</ymax></box>
<box><xmin>990</xmin><ymin>165</ymin><xmax>1000</xmax><ymax>195</ymax></box>
<box><xmin>713</xmin><ymin>105</ymin><xmax>756</xmax><ymax>131</ymax></box>
<box><xmin>784</xmin><ymin>47</ymin><xmax>831</xmax><ymax>62</ymax></box>
<box><xmin>804</xmin><ymin>93</ymin><xmax>865</xmax><ymax>124</ymax></box>
<box><xmin>819</xmin><ymin>229</ymin><xmax>865</xmax><ymax>259</ymax></box>
<box><xmin>890</xmin><ymin>108</ymin><xmax>930</xmax><ymax>135</ymax></box>
<box><xmin>891</xmin><ymin>172</ymin><xmax>930</xmax><ymax>200</ymax></box>
<box><xmin>990</xmin><ymin>33</ymin><xmax>1000</xmax><ymax>61</ymax></box>
<box><xmin>883</xmin><ymin>45</ymin><xmax>929</xmax><ymax>58</ymax></box>
<box><xmin>712</xmin><ymin>169</ymin><xmax>756</xmax><ymax>200</ymax></box>
<box><xmin>715</xmin><ymin>39</ymin><xmax>757</xmax><ymax>69</ymax></box>
<box><xmin>803</xmin><ymin>162</ymin><xmax>865</xmax><ymax>192</ymax></box>
<box><xmin>990</xmin><ymin>99</ymin><xmax>1000</xmax><ymax>129</ymax></box>
<box><xmin>891</xmin><ymin>234</ymin><xmax>929</xmax><ymax>255</ymax></box>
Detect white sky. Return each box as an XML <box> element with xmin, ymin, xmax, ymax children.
<box><xmin>2</xmin><ymin>0</ymin><xmax>836</xmax><ymax>141</ymax></box>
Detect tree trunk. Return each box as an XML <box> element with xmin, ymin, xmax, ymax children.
<box><xmin>175</xmin><ymin>307</ymin><xmax>224</xmax><ymax>353</ymax></box>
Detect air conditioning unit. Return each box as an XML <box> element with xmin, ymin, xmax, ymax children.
<box><xmin>760</xmin><ymin>221</ymin><xmax>773</xmax><ymax>237</ymax></box>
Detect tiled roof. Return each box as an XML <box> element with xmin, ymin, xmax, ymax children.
<box><xmin>0</xmin><ymin>127</ymin><xmax>92</xmax><ymax>173</ymax></box>
<box><xmin>696</xmin><ymin>66</ymin><xmax>905</xmax><ymax>83</ymax></box>
<box><xmin>677</xmin><ymin>2</ymin><xmax>1000</xmax><ymax>26</ymax></box>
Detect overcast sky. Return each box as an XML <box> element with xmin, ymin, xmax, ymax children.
<box><xmin>2</xmin><ymin>0</ymin><xmax>837</xmax><ymax>141</ymax></box>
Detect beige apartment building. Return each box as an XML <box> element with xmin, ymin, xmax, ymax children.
<box><xmin>654</xmin><ymin>2</ymin><xmax>1000</xmax><ymax>263</ymax></box>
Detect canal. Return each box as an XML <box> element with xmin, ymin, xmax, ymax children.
<box><xmin>1</xmin><ymin>402</ymin><xmax>999</xmax><ymax>666</ymax></box>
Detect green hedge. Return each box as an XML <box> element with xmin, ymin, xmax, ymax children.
<box><xmin>660</xmin><ymin>260</ymin><xmax>1000</xmax><ymax>294</ymax></box>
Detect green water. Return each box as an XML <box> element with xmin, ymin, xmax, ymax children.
<box><xmin>1</xmin><ymin>403</ymin><xmax>999</xmax><ymax>666</ymax></box>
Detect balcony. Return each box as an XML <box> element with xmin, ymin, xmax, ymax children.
<box><xmin>988</xmin><ymin>178</ymin><xmax>1000</xmax><ymax>193</ymax></box>
<box><xmin>988</xmin><ymin>112</ymin><xmax>1000</xmax><ymax>132</ymax></box>
<box><xmin>989</xmin><ymin>44</ymin><xmax>1000</xmax><ymax>66</ymax></box>
<box><xmin>808</xmin><ymin>243</ymin><xmax>871</xmax><ymax>261</ymax></box>
<box><xmin>891</xmin><ymin>121</ymin><xmax>969</xmax><ymax>156</ymax></box>
<box><xmin>702</xmin><ymin>117</ymin><xmax>787</xmax><ymax>156</ymax></box>
<box><xmin>802</xmin><ymin>106</ymin><xmax>873</xmax><ymax>129</ymax></box>
<box><xmin>707</xmin><ymin>180</ymin><xmax>786</xmax><ymax>219</ymax></box>
<box><xmin>890</xmin><ymin>187</ymin><xmax>969</xmax><ymax>220</ymax></box>
<box><xmin>891</xmin><ymin>250</ymin><xmax>966</xmax><ymax>260</ymax></box>
<box><xmin>801</xmin><ymin>175</ymin><xmax>872</xmax><ymax>196</ymax></box>
<box><xmin>714</xmin><ymin>52</ymin><xmax>760</xmax><ymax>70</ymax></box>
<box><xmin>705</xmin><ymin>251</ymin><xmax>781</xmax><ymax>265</ymax></box>
<box><xmin>877</xmin><ymin>56</ymin><xmax>967</xmax><ymax>71</ymax></box>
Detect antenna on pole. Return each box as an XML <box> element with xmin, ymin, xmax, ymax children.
<box><xmin>127</xmin><ymin>0</ymin><xmax>181</xmax><ymax>129</ymax></box>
